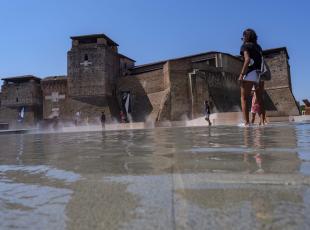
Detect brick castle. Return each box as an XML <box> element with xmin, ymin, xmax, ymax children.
<box><xmin>0</xmin><ymin>34</ymin><xmax>300</xmax><ymax>128</ymax></box>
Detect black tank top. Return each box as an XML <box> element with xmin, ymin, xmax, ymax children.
<box><xmin>240</xmin><ymin>42</ymin><xmax>262</xmax><ymax>74</ymax></box>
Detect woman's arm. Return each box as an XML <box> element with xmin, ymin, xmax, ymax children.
<box><xmin>239</xmin><ymin>51</ymin><xmax>250</xmax><ymax>81</ymax></box>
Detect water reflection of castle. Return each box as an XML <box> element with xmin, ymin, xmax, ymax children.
<box><xmin>0</xmin><ymin>34</ymin><xmax>299</xmax><ymax>127</ymax></box>
<box><xmin>1</xmin><ymin>125</ymin><xmax>307</xmax><ymax>229</ymax></box>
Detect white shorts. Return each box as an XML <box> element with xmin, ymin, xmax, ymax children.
<box><xmin>243</xmin><ymin>70</ymin><xmax>259</xmax><ymax>83</ymax></box>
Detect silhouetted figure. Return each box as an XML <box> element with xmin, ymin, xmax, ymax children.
<box><xmin>100</xmin><ymin>111</ymin><xmax>106</xmax><ymax>129</ymax></box>
<box><xmin>204</xmin><ymin>100</ymin><xmax>212</xmax><ymax>126</ymax></box>
<box><xmin>74</xmin><ymin>111</ymin><xmax>81</xmax><ymax>126</ymax></box>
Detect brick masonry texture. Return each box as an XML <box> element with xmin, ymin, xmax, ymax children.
<box><xmin>0</xmin><ymin>34</ymin><xmax>300</xmax><ymax>127</ymax></box>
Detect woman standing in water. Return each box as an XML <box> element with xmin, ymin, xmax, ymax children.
<box><xmin>239</xmin><ymin>28</ymin><xmax>265</xmax><ymax>126</ymax></box>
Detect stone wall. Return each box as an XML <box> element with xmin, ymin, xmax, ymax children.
<box><xmin>263</xmin><ymin>49</ymin><xmax>299</xmax><ymax>116</ymax></box>
<box><xmin>117</xmin><ymin>53</ymin><xmax>242</xmax><ymax>122</ymax></box>
<box><xmin>65</xmin><ymin>97</ymin><xmax>115</xmax><ymax>123</ymax></box>
<box><xmin>117</xmin><ymin>68</ymin><xmax>167</xmax><ymax>122</ymax></box>
<box><xmin>120</xmin><ymin>55</ymin><xmax>135</xmax><ymax>76</ymax></box>
<box><xmin>168</xmin><ymin>53</ymin><xmax>242</xmax><ymax>121</ymax></box>
<box><xmin>188</xmin><ymin>69</ymin><xmax>240</xmax><ymax>119</ymax></box>
<box><xmin>1</xmin><ymin>80</ymin><xmax>42</xmax><ymax>107</ymax></box>
<box><xmin>0</xmin><ymin>79</ymin><xmax>42</xmax><ymax>127</ymax></box>
<box><xmin>264</xmin><ymin>51</ymin><xmax>291</xmax><ymax>89</ymax></box>
<box><xmin>105</xmin><ymin>48</ymin><xmax>121</xmax><ymax>91</ymax></box>
<box><xmin>67</xmin><ymin>42</ymin><xmax>120</xmax><ymax>98</ymax></box>
<box><xmin>41</xmin><ymin>77</ymin><xmax>68</xmax><ymax>120</ymax></box>
<box><xmin>66</xmin><ymin>35</ymin><xmax>122</xmax><ymax>122</ymax></box>
<box><xmin>0</xmin><ymin>106</ymin><xmax>18</xmax><ymax>127</ymax></box>
<box><xmin>203</xmin><ymin>72</ymin><xmax>240</xmax><ymax>113</ymax></box>
<box><xmin>0</xmin><ymin>35</ymin><xmax>300</xmax><ymax>127</ymax></box>
<box><xmin>121</xmin><ymin>69</ymin><xmax>166</xmax><ymax>93</ymax></box>
<box><xmin>0</xmin><ymin>106</ymin><xmax>39</xmax><ymax>128</ymax></box>
<box><xmin>221</xmin><ymin>54</ymin><xmax>243</xmax><ymax>75</ymax></box>
<box><xmin>41</xmin><ymin>75</ymin><xmax>120</xmax><ymax>123</ymax></box>
<box><xmin>265</xmin><ymin>88</ymin><xmax>300</xmax><ymax>116</ymax></box>
<box><xmin>167</xmin><ymin>59</ymin><xmax>192</xmax><ymax>120</ymax></box>
<box><xmin>189</xmin><ymin>70</ymin><xmax>209</xmax><ymax>119</ymax></box>
<box><xmin>157</xmin><ymin>63</ymin><xmax>172</xmax><ymax>121</ymax></box>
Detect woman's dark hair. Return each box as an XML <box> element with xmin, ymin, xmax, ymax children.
<box><xmin>243</xmin><ymin>28</ymin><xmax>258</xmax><ymax>44</ymax></box>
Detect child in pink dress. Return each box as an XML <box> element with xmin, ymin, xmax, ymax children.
<box><xmin>251</xmin><ymin>91</ymin><xmax>262</xmax><ymax>125</ymax></box>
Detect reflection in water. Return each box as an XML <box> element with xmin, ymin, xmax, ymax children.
<box><xmin>65</xmin><ymin>178</ymin><xmax>138</xmax><ymax>230</ymax></box>
<box><xmin>0</xmin><ymin>123</ymin><xmax>309</xmax><ymax>229</ymax></box>
<box><xmin>0</xmin><ymin>165</ymin><xmax>74</xmax><ymax>230</ymax></box>
<box><xmin>174</xmin><ymin>184</ymin><xmax>308</xmax><ymax>229</ymax></box>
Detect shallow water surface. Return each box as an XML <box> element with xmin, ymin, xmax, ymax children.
<box><xmin>1</xmin><ymin>123</ymin><xmax>310</xmax><ymax>229</ymax></box>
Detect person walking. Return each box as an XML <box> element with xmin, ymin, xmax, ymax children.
<box><xmin>100</xmin><ymin>111</ymin><xmax>106</xmax><ymax>129</ymax></box>
<box><xmin>204</xmin><ymin>100</ymin><xmax>212</xmax><ymax>126</ymax></box>
<box><xmin>74</xmin><ymin>111</ymin><xmax>81</xmax><ymax>126</ymax></box>
<box><xmin>239</xmin><ymin>28</ymin><xmax>265</xmax><ymax>126</ymax></box>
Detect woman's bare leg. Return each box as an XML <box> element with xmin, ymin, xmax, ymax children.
<box><xmin>256</xmin><ymin>81</ymin><xmax>266</xmax><ymax>124</ymax></box>
<box><xmin>258</xmin><ymin>113</ymin><xmax>263</xmax><ymax>125</ymax></box>
<box><xmin>251</xmin><ymin>113</ymin><xmax>256</xmax><ymax>124</ymax></box>
<box><xmin>240</xmin><ymin>81</ymin><xmax>253</xmax><ymax>124</ymax></box>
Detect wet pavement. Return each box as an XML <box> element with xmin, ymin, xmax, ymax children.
<box><xmin>0</xmin><ymin>123</ymin><xmax>310</xmax><ymax>229</ymax></box>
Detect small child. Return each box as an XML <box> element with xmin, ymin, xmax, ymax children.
<box><xmin>251</xmin><ymin>90</ymin><xmax>263</xmax><ymax>125</ymax></box>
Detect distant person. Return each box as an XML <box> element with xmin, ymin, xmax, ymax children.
<box><xmin>239</xmin><ymin>28</ymin><xmax>265</xmax><ymax>126</ymax></box>
<box><xmin>204</xmin><ymin>100</ymin><xmax>212</xmax><ymax>126</ymax></box>
<box><xmin>74</xmin><ymin>111</ymin><xmax>81</xmax><ymax>126</ymax></box>
<box><xmin>100</xmin><ymin>111</ymin><xmax>106</xmax><ymax>129</ymax></box>
<box><xmin>18</xmin><ymin>107</ymin><xmax>25</xmax><ymax>123</ymax></box>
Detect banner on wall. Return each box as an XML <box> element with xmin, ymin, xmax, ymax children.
<box><xmin>18</xmin><ymin>107</ymin><xmax>25</xmax><ymax>122</ymax></box>
<box><xmin>121</xmin><ymin>91</ymin><xmax>131</xmax><ymax>115</ymax></box>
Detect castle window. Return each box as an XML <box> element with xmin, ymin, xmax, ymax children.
<box><xmin>84</xmin><ymin>54</ymin><xmax>88</xmax><ymax>61</ymax></box>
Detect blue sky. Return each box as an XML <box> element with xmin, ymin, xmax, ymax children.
<box><xmin>0</xmin><ymin>0</ymin><xmax>309</xmax><ymax>102</ymax></box>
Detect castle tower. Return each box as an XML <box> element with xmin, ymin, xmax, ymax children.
<box><xmin>68</xmin><ymin>34</ymin><xmax>120</xmax><ymax>98</ymax></box>
<box><xmin>263</xmin><ymin>47</ymin><xmax>300</xmax><ymax>116</ymax></box>
<box><xmin>67</xmin><ymin>34</ymin><xmax>121</xmax><ymax>121</ymax></box>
